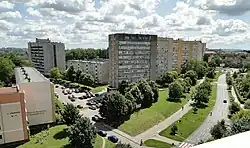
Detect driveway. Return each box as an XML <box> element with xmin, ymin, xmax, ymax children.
<box><xmin>186</xmin><ymin>74</ymin><xmax>230</xmax><ymax>144</ymax></box>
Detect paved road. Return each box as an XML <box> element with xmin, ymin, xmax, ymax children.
<box><xmin>186</xmin><ymin>74</ymin><xmax>230</xmax><ymax>144</ymax></box>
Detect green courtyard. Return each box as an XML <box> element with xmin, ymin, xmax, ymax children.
<box><xmin>118</xmin><ymin>90</ymin><xmax>189</xmax><ymax>136</ymax></box>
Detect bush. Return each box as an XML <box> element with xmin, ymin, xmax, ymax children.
<box><xmin>170</xmin><ymin>124</ymin><xmax>178</xmax><ymax>135</ymax></box>
<box><xmin>229</xmin><ymin>102</ymin><xmax>240</xmax><ymax>115</ymax></box>
<box><xmin>244</xmin><ymin>100</ymin><xmax>250</xmax><ymax>109</ymax></box>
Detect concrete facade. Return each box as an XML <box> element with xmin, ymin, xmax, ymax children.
<box><xmin>156</xmin><ymin>37</ymin><xmax>206</xmax><ymax>79</ymax></box>
<box><xmin>109</xmin><ymin>33</ymin><xmax>157</xmax><ymax>88</ymax></box>
<box><xmin>15</xmin><ymin>67</ymin><xmax>55</xmax><ymax>126</ymax></box>
<box><xmin>67</xmin><ymin>60</ymin><xmax>109</xmax><ymax>84</ymax></box>
<box><xmin>28</xmin><ymin>38</ymin><xmax>65</xmax><ymax>75</ymax></box>
<box><xmin>0</xmin><ymin>86</ymin><xmax>28</xmax><ymax>145</ymax></box>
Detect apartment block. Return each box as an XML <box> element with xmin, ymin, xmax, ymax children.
<box><xmin>15</xmin><ymin>67</ymin><xmax>55</xmax><ymax>126</ymax></box>
<box><xmin>156</xmin><ymin>37</ymin><xmax>206</xmax><ymax>79</ymax></box>
<box><xmin>28</xmin><ymin>38</ymin><xmax>65</xmax><ymax>75</ymax></box>
<box><xmin>67</xmin><ymin>59</ymin><xmax>109</xmax><ymax>84</ymax></box>
<box><xmin>0</xmin><ymin>86</ymin><xmax>28</xmax><ymax>145</ymax></box>
<box><xmin>109</xmin><ymin>33</ymin><xmax>157</xmax><ymax>88</ymax></box>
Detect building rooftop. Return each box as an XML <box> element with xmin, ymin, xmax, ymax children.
<box><xmin>15</xmin><ymin>67</ymin><xmax>49</xmax><ymax>84</ymax></box>
<box><xmin>0</xmin><ymin>87</ymin><xmax>18</xmax><ymax>94</ymax></box>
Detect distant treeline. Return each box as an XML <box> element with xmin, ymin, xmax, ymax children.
<box><xmin>66</xmin><ymin>48</ymin><xmax>108</xmax><ymax>61</ymax></box>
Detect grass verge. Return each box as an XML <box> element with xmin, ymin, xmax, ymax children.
<box><xmin>91</xmin><ymin>85</ymin><xmax>109</xmax><ymax>93</ymax></box>
<box><xmin>144</xmin><ymin>139</ymin><xmax>173</xmax><ymax>148</ymax></box>
<box><xmin>159</xmin><ymin>85</ymin><xmax>217</xmax><ymax>142</ymax></box>
<box><xmin>18</xmin><ymin>125</ymin><xmax>103</xmax><ymax>148</ymax></box>
<box><xmin>118</xmin><ymin>90</ymin><xmax>189</xmax><ymax>136</ymax></box>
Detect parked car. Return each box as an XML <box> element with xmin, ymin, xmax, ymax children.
<box><xmin>72</xmin><ymin>89</ymin><xmax>75</xmax><ymax>92</ymax></box>
<box><xmin>55</xmin><ymin>94</ymin><xmax>59</xmax><ymax>98</ymax></box>
<box><xmin>75</xmin><ymin>89</ymin><xmax>80</xmax><ymax>93</ymax></box>
<box><xmin>55</xmin><ymin>85</ymin><xmax>59</xmax><ymax>88</ymax></box>
<box><xmin>90</xmin><ymin>92</ymin><xmax>95</xmax><ymax>97</ymax></box>
<box><xmin>97</xmin><ymin>130</ymin><xmax>107</xmax><ymax>137</ymax></box>
<box><xmin>68</xmin><ymin>90</ymin><xmax>73</xmax><ymax>94</ymax></box>
<box><xmin>71</xmin><ymin>98</ymin><xmax>76</xmax><ymax>102</ymax></box>
<box><xmin>86</xmin><ymin>101</ymin><xmax>96</xmax><ymax>106</ymax></box>
<box><xmin>68</xmin><ymin>95</ymin><xmax>72</xmax><ymax>99</ymax></box>
<box><xmin>95</xmin><ymin>93</ymin><xmax>100</xmax><ymax>97</ymax></box>
<box><xmin>89</xmin><ymin>105</ymin><xmax>97</xmax><ymax>110</ymax></box>
<box><xmin>61</xmin><ymin>86</ymin><xmax>65</xmax><ymax>89</ymax></box>
<box><xmin>223</xmin><ymin>100</ymin><xmax>227</xmax><ymax>103</ymax></box>
<box><xmin>108</xmin><ymin>135</ymin><xmax>118</xmax><ymax>143</ymax></box>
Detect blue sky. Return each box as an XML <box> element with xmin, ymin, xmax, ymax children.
<box><xmin>0</xmin><ymin>0</ymin><xmax>250</xmax><ymax>49</ymax></box>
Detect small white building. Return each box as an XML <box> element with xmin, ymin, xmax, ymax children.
<box><xmin>15</xmin><ymin>67</ymin><xmax>55</xmax><ymax>126</ymax></box>
<box><xmin>67</xmin><ymin>59</ymin><xmax>109</xmax><ymax>84</ymax></box>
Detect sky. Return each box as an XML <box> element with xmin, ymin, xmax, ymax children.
<box><xmin>0</xmin><ymin>0</ymin><xmax>250</xmax><ymax>49</ymax></box>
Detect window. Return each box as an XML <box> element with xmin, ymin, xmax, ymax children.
<box><xmin>0</xmin><ymin>135</ymin><xmax>2</xmax><ymax>139</ymax></box>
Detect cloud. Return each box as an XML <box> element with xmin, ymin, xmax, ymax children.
<box><xmin>0</xmin><ymin>11</ymin><xmax>22</xmax><ymax>19</ymax></box>
<box><xmin>0</xmin><ymin>1</ymin><xmax>15</xmax><ymax>11</ymax></box>
<box><xmin>26</xmin><ymin>7</ymin><xmax>43</xmax><ymax>17</ymax></box>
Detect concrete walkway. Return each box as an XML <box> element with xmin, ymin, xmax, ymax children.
<box><xmin>231</xmin><ymin>87</ymin><xmax>244</xmax><ymax>109</ymax></box>
<box><xmin>102</xmin><ymin>137</ymin><xmax>105</xmax><ymax>148</ymax></box>
<box><xmin>152</xmin><ymin>135</ymin><xmax>181</xmax><ymax>146</ymax></box>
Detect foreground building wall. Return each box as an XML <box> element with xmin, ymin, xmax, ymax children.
<box><xmin>0</xmin><ymin>87</ymin><xmax>28</xmax><ymax>145</ymax></box>
<box><xmin>15</xmin><ymin>67</ymin><xmax>55</xmax><ymax>126</ymax></box>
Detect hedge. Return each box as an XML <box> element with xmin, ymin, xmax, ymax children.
<box><xmin>233</xmin><ymin>83</ymin><xmax>245</xmax><ymax>104</ymax></box>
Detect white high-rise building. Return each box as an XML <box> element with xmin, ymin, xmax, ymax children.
<box><xmin>28</xmin><ymin>38</ymin><xmax>65</xmax><ymax>75</ymax></box>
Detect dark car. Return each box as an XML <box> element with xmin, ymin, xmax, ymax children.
<box><xmin>86</xmin><ymin>101</ymin><xmax>96</xmax><ymax>106</ymax></box>
<box><xmin>223</xmin><ymin>100</ymin><xmax>227</xmax><ymax>103</ymax></box>
<box><xmin>55</xmin><ymin>85</ymin><xmax>59</xmax><ymax>88</ymax></box>
<box><xmin>108</xmin><ymin>135</ymin><xmax>118</xmax><ymax>143</ymax></box>
<box><xmin>97</xmin><ymin>130</ymin><xmax>107</xmax><ymax>137</ymax></box>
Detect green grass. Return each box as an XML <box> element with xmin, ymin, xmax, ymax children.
<box><xmin>144</xmin><ymin>139</ymin><xmax>174</xmax><ymax>148</ymax></box>
<box><xmin>118</xmin><ymin>90</ymin><xmax>189</xmax><ymax>136</ymax></box>
<box><xmin>91</xmin><ymin>85</ymin><xmax>109</xmax><ymax>93</ymax></box>
<box><xmin>18</xmin><ymin>125</ymin><xmax>103</xmax><ymax>148</ymax></box>
<box><xmin>105</xmin><ymin>139</ymin><xmax>115</xmax><ymax>148</ymax></box>
<box><xmin>159</xmin><ymin>85</ymin><xmax>217</xmax><ymax>142</ymax></box>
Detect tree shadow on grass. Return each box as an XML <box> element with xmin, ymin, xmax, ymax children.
<box><xmin>190</xmin><ymin>102</ymin><xmax>208</xmax><ymax>109</ymax></box>
<box><xmin>53</xmin><ymin>128</ymin><xmax>69</xmax><ymax>140</ymax></box>
<box><xmin>167</xmin><ymin>98</ymin><xmax>182</xmax><ymax>103</ymax></box>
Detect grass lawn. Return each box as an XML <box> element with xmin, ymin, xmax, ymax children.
<box><xmin>144</xmin><ymin>139</ymin><xmax>174</xmax><ymax>148</ymax></box>
<box><xmin>118</xmin><ymin>90</ymin><xmax>189</xmax><ymax>136</ymax></box>
<box><xmin>18</xmin><ymin>125</ymin><xmax>103</xmax><ymax>148</ymax></box>
<box><xmin>91</xmin><ymin>85</ymin><xmax>109</xmax><ymax>93</ymax></box>
<box><xmin>159</xmin><ymin>85</ymin><xmax>217</xmax><ymax>142</ymax></box>
<box><xmin>105</xmin><ymin>139</ymin><xmax>116</xmax><ymax>148</ymax></box>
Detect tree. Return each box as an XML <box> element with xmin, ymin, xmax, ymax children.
<box><xmin>62</xmin><ymin>103</ymin><xmax>81</xmax><ymax>126</ymax></box>
<box><xmin>118</xmin><ymin>80</ymin><xmax>129</xmax><ymax>95</ymax></box>
<box><xmin>229</xmin><ymin>102</ymin><xmax>240</xmax><ymax>115</ymax></box>
<box><xmin>75</xmin><ymin>70</ymin><xmax>82</xmax><ymax>82</ymax></box>
<box><xmin>0</xmin><ymin>81</ymin><xmax>3</xmax><ymax>88</ymax></box>
<box><xmin>130</xmin><ymin>86</ymin><xmax>142</xmax><ymax>104</ymax></box>
<box><xmin>192</xmin><ymin>87</ymin><xmax>210</xmax><ymax>105</ymax></box>
<box><xmin>49</xmin><ymin>67</ymin><xmax>62</xmax><ymax>80</ymax></box>
<box><xmin>227</xmin><ymin>117</ymin><xmax>250</xmax><ymax>136</ymax></box>
<box><xmin>206</xmin><ymin>68</ymin><xmax>215</xmax><ymax>79</ymax></box>
<box><xmin>184</xmin><ymin>70</ymin><xmax>197</xmax><ymax>86</ymax></box>
<box><xmin>233</xmin><ymin>72</ymin><xmax>237</xmax><ymax>79</ymax></box>
<box><xmin>170</xmin><ymin>124</ymin><xmax>178</xmax><ymax>135</ymax></box>
<box><xmin>138</xmin><ymin>80</ymin><xmax>154</xmax><ymax>108</ymax></box>
<box><xmin>65</xmin><ymin>66</ymin><xmax>75</xmax><ymax>81</ymax></box>
<box><xmin>116</xmin><ymin>143</ymin><xmax>133</xmax><ymax>148</ymax></box>
<box><xmin>8</xmin><ymin>53</ymin><xmax>22</xmax><ymax>67</ymax></box>
<box><xmin>99</xmin><ymin>91</ymin><xmax>133</xmax><ymax>122</ymax></box>
<box><xmin>68</xmin><ymin>117</ymin><xmax>96</xmax><ymax>148</ymax></box>
<box><xmin>124</xmin><ymin>92</ymin><xmax>136</xmax><ymax>113</ymax></box>
<box><xmin>210</xmin><ymin>120</ymin><xmax>227</xmax><ymax>140</ymax></box>
<box><xmin>148</xmin><ymin>80</ymin><xmax>159</xmax><ymax>103</ymax></box>
<box><xmin>244</xmin><ymin>100</ymin><xmax>250</xmax><ymax>109</ymax></box>
<box><xmin>0</xmin><ymin>57</ymin><xmax>15</xmax><ymax>85</ymax></box>
<box><xmin>80</xmin><ymin>73</ymin><xmax>94</xmax><ymax>86</ymax></box>
<box><xmin>168</xmin><ymin>81</ymin><xmax>183</xmax><ymax>101</ymax></box>
<box><xmin>161</xmin><ymin>71</ymin><xmax>178</xmax><ymax>86</ymax></box>
<box><xmin>181</xmin><ymin>59</ymin><xmax>208</xmax><ymax>79</ymax></box>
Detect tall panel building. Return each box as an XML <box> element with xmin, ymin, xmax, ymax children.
<box><xmin>109</xmin><ymin>33</ymin><xmax>157</xmax><ymax>88</ymax></box>
<box><xmin>156</xmin><ymin>37</ymin><xmax>206</xmax><ymax>79</ymax></box>
<box><xmin>28</xmin><ymin>38</ymin><xmax>65</xmax><ymax>75</ymax></box>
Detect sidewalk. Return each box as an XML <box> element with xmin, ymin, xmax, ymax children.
<box><xmin>152</xmin><ymin>135</ymin><xmax>181</xmax><ymax>146</ymax></box>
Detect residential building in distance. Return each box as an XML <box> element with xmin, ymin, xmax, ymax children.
<box><xmin>0</xmin><ymin>86</ymin><xmax>28</xmax><ymax>145</ymax></box>
<box><xmin>28</xmin><ymin>38</ymin><xmax>65</xmax><ymax>75</ymax></box>
<box><xmin>67</xmin><ymin>59</ymin><xmax>109</xmax><ymax>84</ymax></box>
<box><xmin>109</xmin><ymin>33</ymin><xmax>157</xmax><ymax>88</ymax></box>
<box><xmin>156</xmin><ymin>37</ymin><xmax>206</xmax><ymax>79</ymax></box>
<box><xmin>15</xmin><ymin>67</ymin><xmax>55</xmax><ymax>126</ymax></box>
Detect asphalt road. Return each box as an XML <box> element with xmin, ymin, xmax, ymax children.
<box><xmin>186</xmin><ymin>74</ymin><xmax>230</xmax><ymax>144</ymax></box>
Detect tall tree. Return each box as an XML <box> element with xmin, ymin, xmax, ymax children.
<box><xmin>118</xmin><ymin>80</ymin><xmax>129</xmax><ymax>95</ymax></box>
<box><xmin>184</xmin><ymin>70</ymin><xmax>198</xmax><ymax>86</ymax></box>
<box><xmin>65</xmin><ymin>66</ymin><xmax>75</xmax><ymax>81</ymax></box>
<box><xmin>130</xmin><ymin>85</ymin><xmax>142</xmax><ymax>104</ymax></box>
<box><xmin>138</xmin><ymin>79</ymin><xmax>154</xmax><ymax>108</ymax></box>
<box><xmin>75</xmin><ymin>70</ymin><xmax>82</xmax><ymax>82</ymax></box>
<box><xmin>168</xmin><ymin>81</ymin><xmax>183</xmax><ymax>101</ymax></box>
<box><xmin>210</xmin><ymin>120</ymin><xmax>227</xmax><ymax>140</ymax></box>
<box><xmin>80</xmin><ymin>73</ymin><xmax>95</xmax><ymax>86</ymax></box>
<box><xmin>99</xmin><ymin>91</ymin><xmax>133</xmax><ymax>122</ymax></box>
<box><xmin>49</xmin><ymin>67</ymin><xmax>62</xmax><ymax>80</ymax></box>
<box><xmin>148</xmin><ymin>80</ymin><xmax>159</xmax><ymax>103</ymax></box>
<box><xmin>0</xmin><ymin>57</ymin><xmax>15</xmax><ymax>85</ymax></box>
<box><xmin>68</xmin><ymin>117</ymin><xmax>96</xmax><ymax>148</ymax></box>
<box><xmin>62</xmin><ymin>103</ymin><xmax>81</xmax><ymax>126</ymax></box>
